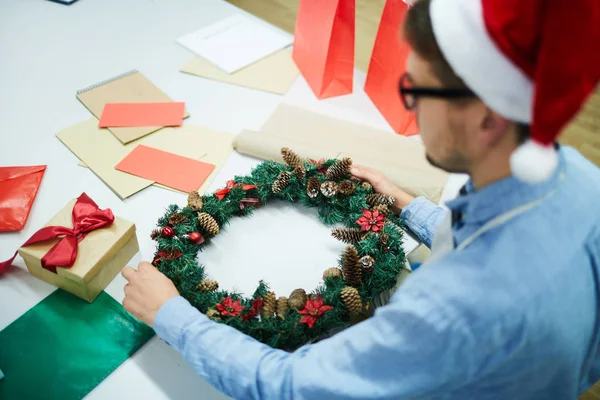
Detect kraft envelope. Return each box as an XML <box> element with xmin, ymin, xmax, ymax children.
<box><xmin>99</xmin><ymin>102</ymin><xmax>185</xmax><ymax>128</ymax></box>
<box><xmin>57</xmin><ymin>119</ymin><xmax>233</xmax><ymax>199</ymax></box>
<box><xmin>233</xmin><ymin>104</ymin><xmax>448</xmax><ymax>203</ymax></box>
<box><xmin>180</xmin><ymin>50</ymin><xmax>299</xmax><ymax>95</ymax></box>
<box><xmin>116</xmin><ymin>145</ymin><xmax>215</xmax><ymax>192</ymax></box>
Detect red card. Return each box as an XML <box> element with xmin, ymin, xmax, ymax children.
<box><xmin>115</xmin><ymin>146</ymin><xmax>215</xmax><ymax>192</ymax></box>
<box><xmin>98</xmin><ymin>102</ymin><xmax>185</xmax><ymax>128</ymax></box>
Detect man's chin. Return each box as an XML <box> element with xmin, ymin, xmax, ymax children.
<box><xmin>425</xmin><ymin>154</ymin><xmax>466</xmax><ymax>174</ymax></box>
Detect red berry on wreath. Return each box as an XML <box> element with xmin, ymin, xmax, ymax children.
<box><xmin>161</xmin><ymin>226</ymin><xmax>175</xmax><ymax>238</ymax></box>
<box><xmin>188</xmin><ymin>231</ymin><xmax>205</xmax><ymax>245</ymax></box>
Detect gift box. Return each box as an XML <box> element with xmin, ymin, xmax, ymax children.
<box><xmin>16</xmin><ymin>195</ymin><xmax>139</xmax><ymax>302</ymax></box>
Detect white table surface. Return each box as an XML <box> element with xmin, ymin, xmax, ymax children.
<box><xmin>0</xmin><ymin>0</ymin><xmax>467</xmax><ymax>398</ymax></box>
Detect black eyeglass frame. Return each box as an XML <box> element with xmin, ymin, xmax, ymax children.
<box><xmin>398</xmin><ymin>72</ymin><xmax>477</xmax><ymax>110</ymax></box>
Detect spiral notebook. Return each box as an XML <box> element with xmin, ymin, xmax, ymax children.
<box><xmin>76</xmin><ymin>70</ymin><xmax>189</xmax><ymax>143</ymax></box>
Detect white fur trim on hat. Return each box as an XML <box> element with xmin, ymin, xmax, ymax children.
<box><xmin>510</xmin><ymin>140</ymin><xmax>559</xmax><ymax>183</ymax></box>
<box><xmin>429</xmin><ymin>0</ymin><xmax>534</xmax><ymax>124</ymax></box>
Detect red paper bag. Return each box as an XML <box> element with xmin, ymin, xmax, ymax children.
<box><xmin>365</xmin><ymin>0</ymin><xmax>418</xmax><ymax>136</ymax></box>
<box><xmin>292</xmin><ymin>0</ymin><xmax>355</xmax><ymax>99</ymax></box>
<box><xmin>0</xmin><ymin>166</ymin><xmax>46</xmax><ymax>232</ymax></box>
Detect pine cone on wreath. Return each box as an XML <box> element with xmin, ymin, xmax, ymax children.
<box><xmin>360</xmin><ymin>256</ymin><xmax>375</xmax><ymax>273</ymax></box>
<box><xmin>342</xmin><ymin>246</ymin><xmax>362</xmax><ymax>287</ymax></box>
<box><xmin>198</xmin><ymin>212</ymin><xmax>220</xmax><ymax>236</ymax></box>
<box><xmin>326</xmin><ymin>157</ymin><xmax>352</xmax><ymax>180</ymax></box>
<box><xmin>276</xmin><ymin>296</ymin><xmax>289</xmax><ymax>319</ymax></box>
<box><xmin>307</xmin><ymin>177</ymin><xmax>321</xmax><ymax>198</ymax></box>
<box><xmin>340</xmin><ymin>287</ymin><xmax>363</xmax><ymax>316</ymax></box>
<box><xmin>168</xmin><ymin>213</ymin><xmax>187</xmax><ymax>226</ymax></box>
<box><xmin>150</xmin><ymin>228</ymin><xmax>162</xmax><ymax>240</ymax></box>
<box><xmin>366</xmin><ymin>193</ymin><xmax>395</xmax><ymax>207</ymax></box>
<box><xmin>372</xmin><ymin>204</ymin><xmax>390</xmax><ymax>215</ymax></box>
<box><xmin>338</xmin><ymin>180</ymin><xmax>356</xmax><ymax>195</ymax></box>
<box><xmin>281</xmin><ymin>148</ymin><xmax>304</xmax><ymax>169</ymax></box>
<box><xmin>262</xmin><ymin>292</ymin><xmax>277</xmax><ymax>319</ymax></box>
<box><xmin>331</xmin><ymin>228</ymin><xmax>364</xmax><ymax>244</ymax></box>
<box><xmin>187</xmin><ymin>191</ymin><xmax>204</xmax><ymax>211</ymax></box>
<box><xmin>206</xmin><ymin>308</ymin><xmax>221</xmax><ymax>320</ymax></box>
<box><xmin>294</xmin><ymin>165</ymin><xmax>306</xmax><ymax>181</ymax></box>
<box><xmin>361</xmin><ymin>181</ymin><xmax>373</xmax><ymax>191</ymax></box>
<box><xmin>320</xmin><ymin>181</ymin><xmax>338</xmax><ymax>198</ymax></box>
<box><xmin>197</xmin><ymin>279</ymin><xmax>219</xmax><ymax>292</ymax></box>
<box><xmin>323</xmin><ymin>267</ymin><xmax>342</xmax><ymax>280</ymax></box>
<box><xmin>378</xmin><ymin>233</ymin><xmax>390</xmax><ymax>246</ymax></box>
<box><xmin>288</xmin><ymin>289</ymin><xmax>308</xmax><ymax>310</ymax></box>
<box><xmin>272</xmin><ymin>171</ymin><xmax>292</xmax><ymax>194</ymax></box>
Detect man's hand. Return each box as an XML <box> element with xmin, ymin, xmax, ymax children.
<box><xmin>352</xmin><ymin>165</ymin><xmax>416</xmax><ymax>215</ymax></box>
<box><xmin>122</xmin><ymin>262</ymin><xmax>179</xmax><ymax>326</ymax></box>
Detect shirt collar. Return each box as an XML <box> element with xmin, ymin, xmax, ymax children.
<box><xmin>445</xmin><ymin>149</ymin><xmax>565</xmax><ymax>225</ymax></box>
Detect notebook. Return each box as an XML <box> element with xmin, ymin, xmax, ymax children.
<box><xmin>76</xmin><ymin>70</ymin><xmax>189</xmax><ymax>143</ymax></box>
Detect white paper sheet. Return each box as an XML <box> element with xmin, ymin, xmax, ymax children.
<box><xmin>177</xmin><ymin>14</ymin><xmax>293</xmax><ymax>74</ymax></box>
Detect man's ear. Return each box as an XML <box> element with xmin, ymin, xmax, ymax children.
<box><xmin>481</xmin><ymin>108</ymin><xmax>510</xmax><ymax>146</ymax></box>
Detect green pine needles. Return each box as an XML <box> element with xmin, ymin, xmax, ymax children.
<box><xmin>152</xmin><ymin>149</ymin><xmax>407</xmax><ymax>350</ymax></box>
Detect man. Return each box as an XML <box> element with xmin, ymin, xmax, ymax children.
<box><xmin>122</xmin><ymin>0</ymin><xmax>600</xmax><ymax>398</ymax></box>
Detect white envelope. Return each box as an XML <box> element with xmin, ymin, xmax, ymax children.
<box><xmin>177</xmin><ymin>14</ymin><xmax>293</xmax><ymax>74</ymax></box>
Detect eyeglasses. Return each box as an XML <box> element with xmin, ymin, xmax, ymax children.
<box><xmin>398</xmin><ymin>72</ymin><xmax>477</xmax><ymax>110</ymax></box>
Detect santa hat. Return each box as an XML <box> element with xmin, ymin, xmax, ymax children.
<box><xmin>424</xmin><ymin>0</ymin><xmax>600</xmax><ymax>183</ymax></box>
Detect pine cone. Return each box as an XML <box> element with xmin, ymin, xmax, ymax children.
<box><xmin>197</xmin><ymin>279</ymin><xmax>219</xmax><ymax>292</ymax></box>
<box><xmin>262</xmin><ymin>292</ymin><xmax>276</xmax><ymax>319</ymax></box>
<box><xmin>342</xmin><ymin>246</ymin><xmax>362</xmax><ymax>287</ymax></box>
<box><xmin>378</xmin><ymin>233</ymin><xmax>390</xmax><ymax>246</ymax></box>
<box><xmin>288</xmin><ymin>288</ymin><xmax>307</xmax><ymax>309</ymax></box>
<box><xmin>294</xmin><ymin>165</ymin><xmax>306</xmax><ymax>181</ymax></box>
<box><xmin>272</xmin><ymin>171</ymin><xmax>292</xmax><ymax>194</ymax></box>
<box><xmin>326</xmin><ymin>157</ymin><xmax>353</xmax><ymax>180</ymax></box>
<box><xmin>150</xmin><ymin>228</ymin><xmax>161</xmax><ymax>240</ymax></box>
<box><xmin>323</xmin><ymin>267</ymin><xmax>342</xmax><ymax>280</ymax></box>
<box><xmin>366</xmin><ymin>193</ymin><xmax>395</xmax><ymax>207</ymax></box>
<box><xmin>338</xmin><ymin>180</ymin><xmax>356</xmax><ymax>195</ymax></box>
<box><xmin>372</xmin><ymin>204</ymin><xmax>390</xmax><ymax>215</ymax></box>
<box><xmin>276</xmin><ymin>296</ymin><xmax>289</xmax><ymax>319</ymax></box>
<box><xmin>360</xmin><ymin>256</ymin><xmax>375</xmax><ymax>273</ymax></box>
<box><xmin>331</xmin><ymin>228</ymin><xmax>364</xmax><ymax>244</ymax></box>
<box><xmin>307</xmin><ymin>177</ymin><xmax>321</xmax><ymax>198</ymax></box>
<box><xmin>340</xmin><ymin>287</ymin><xmax>363</xmax><ymax>315</ymax></box>
<box><xmin>198</xmin><ymin>212</ymin><xmax>220</xmax><ymax>236</ymax></box>
<box><xmin>168</xmin><ymin>213</ymin><xmax>187</xmax><ymax>226</ymax></box>
<box><xmin>188</xmin><ymin>191</ymin><xmax>203</xmax><ymax>211</ymax></box>
<box><xmin>281</xmin><ymin>148</ymin><xmax>304</xmax><ymax>169</ymax></box>
<box><xmin>361</xmin><ymin>181</ymin><xmax>373</xmax><ymax>191</ymax></box>
<box><xmin>206</xmin><ymin>308</ymin><xmax>221</xmax><ymax>320</ymax></box>
<box><xmin>320</xmin><ymin>181</ymin><xmax>338</xmax><ymax>198</ymax></box>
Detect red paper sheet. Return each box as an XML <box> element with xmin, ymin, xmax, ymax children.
<box><xmin>0</xmin><ymin>165</ymin><xmax>46</xmax><ymax>232</ymax></box>
<box><xmin>98</xmin><ymin>102</ymin><xmax>185</xmax><ymax>128</ymax></box>
<box><xmin>115</xmin><ymin>145</ymin><xmax>215</xmax><ymax>192</ymax></box>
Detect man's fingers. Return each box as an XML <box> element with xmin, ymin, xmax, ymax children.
<box><xmin>352</xmin><ymin>165</ymin><xmax>379</xmax><ymax>182</ymax></box>
<box><xmin>138</xmin><ymin>261</ymin><xmax>156</xmax><ymax>272</ymax></box>
<box><xmin>121</xmin><ymin>266</ymin><xmax>136</xmax><ymax>281</ymax></box>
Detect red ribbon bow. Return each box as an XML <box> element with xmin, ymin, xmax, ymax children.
<box><xmin>215</xmin><ymin>180</ymin><xmax>257</xmax><ymax>201</ymax></box>
<box><xmin>0</xmin><ymin>193</ymin><xmax>115</xmax><ymax>274</ymax></box>
<box><xmin>239</xmin><ymin>198</ymin><xmax>261</xmax><ymax>210</ymax></box>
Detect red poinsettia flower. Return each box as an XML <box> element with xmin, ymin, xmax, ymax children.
<box><xmin>298</xmin><ymin>297</ymin><xmax>333</xmax><ymax>328</ymax></box>
<box><xmin>309</xmin><ymin>158</ymin><xmax>328</xmax><ymax>174</ymax></box>
<box><xmin>241</xmin><ymin>298</ymin><xmax>263</xmax><ymax>322</ymax></box>
<box><xmin>356</xmin><ymin>208</ymin><xmax>386</xmax><ymax>232</ymax></box>
<box><xmin>216</xmin><ymin>297</ymin><xmax>245</xmax><ymax>317</ymax></box>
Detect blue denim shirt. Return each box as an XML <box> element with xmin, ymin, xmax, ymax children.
<box><xmin>154</xmin><ymin>147</ymin><xmax>600</xmax><ymax>399</ymax></box>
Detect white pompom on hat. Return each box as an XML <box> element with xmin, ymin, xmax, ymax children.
<box><xmin>427</xmin><ymin>0</ymin><xmax>600</xmax><ymax>183</ymax></box>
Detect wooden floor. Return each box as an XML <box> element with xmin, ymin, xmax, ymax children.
<box><xmin>227</xmin><ymin>0</ymin><xmax>600</xmax><ymax>168</ymax></box>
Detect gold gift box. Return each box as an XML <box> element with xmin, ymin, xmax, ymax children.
<box><xmin>18</xmin><ymin>198</ymin><xmax>139</xmax><ymax>302</ymax></box>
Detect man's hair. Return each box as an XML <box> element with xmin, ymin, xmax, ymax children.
<box><xmin>403</xmin><ymin>0</ymin><xmax>530</xmax><ymax>143</ymax></box>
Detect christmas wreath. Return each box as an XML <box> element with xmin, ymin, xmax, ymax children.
<box><xmin>151</xmin><ymin>148</ymin><xmax>407</xmax><ymax>350</ymax></box>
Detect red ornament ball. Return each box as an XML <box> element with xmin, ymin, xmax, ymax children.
<box><xmin>161</xmin><ymin>226</ymin><xmax>175</xmax><ymax>238</ymax></box>
<box><xmin>188</xmin><ymin>231</ymin><xmax>205</xmax><ymax>245</ymax></box>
